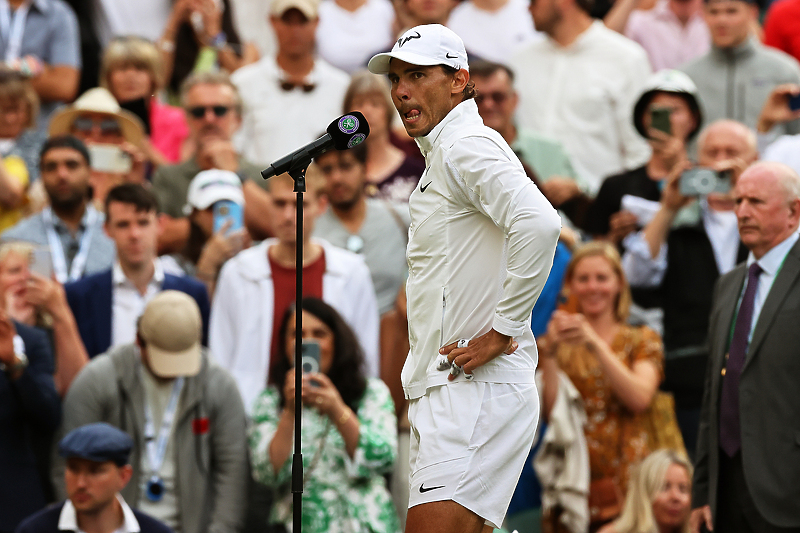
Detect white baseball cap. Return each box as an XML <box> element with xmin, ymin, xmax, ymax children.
<box><xmin>184</xmin><ymin>169</ymin><xmax>244</xmax><ymax>215</ymax></box>
<box><xmin>368</xmin><ymin>24</ymin><xmax>469</xmax><ymax>75</ymax></box>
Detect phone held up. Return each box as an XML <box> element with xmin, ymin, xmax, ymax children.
<box><xmin>679</xmin><ymin>167</ymin><xmax>732</xmax><ymax>197</ymax></box>
<box><xmin>213</xmin><ymin>200</ymin><xmax>244</xmax><ymax>235</ymax></box>
<box><xmin>301</xmin><ymin>340</ymin><xmax>321</xmax><ymax>387</ymax></box>
<box><xmin>789</xmin><ymin>92</ymin><xmax>800</xmax><ymax>112</ymax></box>
<box><xmin>88</xmin><ymin>144</ymin><xmax>132</xmax><ymax>174</ymax></box>
<box><xmin>650</xmin><ymin>106</ymin><xmax>672</xmax><ymax>136</ymax></box>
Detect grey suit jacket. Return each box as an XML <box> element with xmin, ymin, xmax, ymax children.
<box><xmin>693</xmin><ymin>238</ymin><xmax>800</xmax><ymax>527</ymax></box>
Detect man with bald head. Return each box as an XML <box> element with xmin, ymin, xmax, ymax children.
<box><xmin>623</xmin><ymin>119</ymin><xmax>757</xmax><ymax>458</ymax></box>
<box><xmin>689</xmin><ymin>160</ymin><xmax>800</xmax><ymax>532</ymax></box>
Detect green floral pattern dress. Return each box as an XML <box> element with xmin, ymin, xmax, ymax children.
<box><xmin>250</xmin><ymin>378</ymin><xmax>401</xmax><ymax>533</ymax></box>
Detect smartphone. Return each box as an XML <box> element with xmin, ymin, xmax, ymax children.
<box><xmin>679</xmin><ymin>168</ymin><xmax>732</xmax><ymax>196</ymax></box>
<box><xmin>119</xmin><ymin>97</ymin><xmax>152</xmax><ymax>135</ymax></box>
<box><xmin>28</xmin><ymin>247</ymin><xmax>53</xmax><ymax>279</ymax></box>
<box><xmin>650</xmin><ymin>106</ymin><xmax>672</xmax><ymax>136</ymax></box>
<box><xmin>213</xmin><ymin>200</ymin><xmax>244</xmax><ymax>234</ymax></box>
<box><xmin>88</xmin><ymin>144</ymin><xmax>132</xmax><ymax>174</ymax></box>
<box><xmin>789</xmin><ymin>93</ymin><xmax>800</xmax><ymax>112</ymax></box>
<box><xmin>301</xmin><ymin>340</ymin><xmax>321</xmax><ymax>387</ymax></box>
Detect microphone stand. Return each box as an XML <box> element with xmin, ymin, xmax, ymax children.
<box><xmin>265</xmin><ymin>151</ymin><xmax>312</xmax><ymax>533</ymax></box>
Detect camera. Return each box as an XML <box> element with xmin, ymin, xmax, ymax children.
<box><xmin>679</xmin><ymin>168</ymin><xmax>731</xmax><ymax>197</ymax></box>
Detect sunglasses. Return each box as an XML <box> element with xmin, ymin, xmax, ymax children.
<box><xmin>475</xmin><ymin>92</ymin><xmax>511</xmax><ymax>105</ymax></box>
<box><xmin>72</xmin><ymin>116</ymin><xmax>123</xmax><ymax>136</ymax></box>
<box><xmin>187</xmin><ymin>105</ymin><xmax>232</xmax><ymax>119</ymax></box>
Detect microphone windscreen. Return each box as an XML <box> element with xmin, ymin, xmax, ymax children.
<box><xmin>326</xmin><ymin>111</ymin><xmax>370</xmax><ymax>150</ymax></box>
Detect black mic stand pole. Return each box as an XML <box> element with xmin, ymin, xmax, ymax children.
<box><xmin>269</xmin><ymin>152</ymin><xmax>312</xmax><ymax>533</ymax></box>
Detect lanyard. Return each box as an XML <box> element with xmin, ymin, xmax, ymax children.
<box><xmin>0</xmin><ymin>0</ymin><xmax>32</xmax><ymax>62</ymax></box>
<box><xmin>143</xmin><ymin>377</ymin><xmax>184</xmax><ymax>476</ymax></box>
<box><xmin>42</xmin><ymin>206</ymin><xmax>97</xmax><ymax>284</ymax></box>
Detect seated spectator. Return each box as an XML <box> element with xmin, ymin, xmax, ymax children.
<box><xmin>448</xmin><ymin>0</ymin><xmax>541</xmax><ymax>65</ymax></box>
<box><xmin>17</xmin><ymin>423</ymin><xmax>172</xmax><ymax>533</ymax></box>
<box><xmin>509</xmin><ymin>0</ymin><xmax>652</xmax><ymax>195</ymax></box>
<box><xmin>757</xmin><ymin>83</ymin><xmax>800</xmax><ymax>176</ymax></box>
<box><xmin>599</xmin><ymin>449</ymin><xmax>692</xmax><ymax>533</ymax></box>
<box><xmin>168</xmin><ymin>169</ymin><xmax>250</xmax><ymax>299</ymax></box>
<box><xmin>622</xmin><ymin>119</ymin><xmax>758</xmax><ymax>458</ymax></box>
<box><xmin>343</xmin><ymin>71</ymin><xmax>424</xmax><ymax>202</ymax></box>
<box><xmin>210</xmin><ymin>169</ymin><xmax>380</xmax><ymax>414</ymax></box>
<box><xmin>0</xmin><ymin>300</ymin><xmax>60</xmax><ymax>532</ymax></box>
<box><xmin>614</xmin><ymin>0</ymin><xmax>710</xmax><ymax>72</ymax></box>
<box><xmin>99</xmin><ymin>36</ymin><xmax>190</xmax><ymax>165</ymax></box>
<box><xmin>0</xmin><ymin>241</ymin><xmax>88</xmax><ymax>396</ymax></box>
<box><xmin>65</xmin><ymin>184</ymin><xmax>210</xmax><ymax>359</ymax></box>
<box><xmin>538</xmin><ymin>241</ymin><xmax>663</xmax><ymax>529</ymax></box>
<box><xmin>679</xmin><ymin>0</ymin><xmax>800</xmax><ymax>138</ymax></box>
<box><xmin>151</xmin><ymin>71</ymin><xmax>272</xmax><ymax>254</ymax></box>
<box><xmin>0</xmin><ymin>0</ymin><xmax>80</xmax><ymax>132</ymax></box>
<box><xmin>2</xmin><ymin>136</ymin><xmax>116</xmax><ymax>282</ymax></box>
<box><xmin>57</xmin><ymin>291</ymin><xmax>248</xmax><ymax>533</ymax></box>
<box><xmin>250</xmin><ymin>297</ymin><xmax>400</xmax><ymax>533</ymax></box>
<box><xmin>316</xmin><ymin>0</ymin><xmax>395</xmax><ymax>74</ymax></box>
<box><xmin>470</xmin><ymin>60</ymin><xmax>587</xmax><ymax>225</ymax></box>
<box><xmin>232</xmin><ymin>0</ymin><xmax>350</xmax><ymax>168</ymax></box>
<box><xmin>0</xmin><ymin>68</ymin><xmax>45</xmax><ymax>186</ymax></box>
<box><xmin>159</xmin><ymin>0</ymin><xmax>259</xmax><ymax>99</ymax></box>
<box><xmin>763</xmin><ymin>0</ymin><xmax>800</xmax><ymax>66</ymax></box>
<box><xmin>49</xmin><ymin>88</ymin><xmax>150</xmax><ymax>206</ymax></box>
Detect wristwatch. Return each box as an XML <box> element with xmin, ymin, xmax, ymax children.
<box><xmin>0</xmin><ymin>351</ymin><xmax>28</xmax><ymax>373</ymax></box>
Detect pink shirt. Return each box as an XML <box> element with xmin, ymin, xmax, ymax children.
<box><xmin>625</xmin><ymin>0</ymin><xmax>710</xmax><ymax>72</ymax></box>
<box><xmin>150</xmin><ymin>98</ymin><xmax>189</xmax><ymax>163</ymax></box>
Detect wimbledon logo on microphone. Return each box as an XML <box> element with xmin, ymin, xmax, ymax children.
<box><xmin>339</xmin><ymin>115</ymin><xmax>365</xmax><ymax>148</ymax></box>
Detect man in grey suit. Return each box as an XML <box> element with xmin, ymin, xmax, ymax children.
<box><xmin>690</xmin><ymin>161</ymin><xmax>800</xmax><ymax>533</ymax></box>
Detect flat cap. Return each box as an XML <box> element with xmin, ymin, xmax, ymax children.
<box><xmin>59</xmin><ymin>423</ymin><xmax>134</xmax><ymax>466</ymax></box>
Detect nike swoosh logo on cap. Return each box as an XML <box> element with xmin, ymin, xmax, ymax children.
<box><xmin>446</xmin><ymin>53</ymin><xmax>458</xmax><ymax>59</ymax></box>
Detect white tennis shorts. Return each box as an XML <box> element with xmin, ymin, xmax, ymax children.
<box><xmin>407</xmin><ymin>381</ymin><xmax>539</xmax><ymax>528</ymax></box>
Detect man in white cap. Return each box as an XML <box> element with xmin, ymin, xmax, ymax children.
<box><xmin>367</xmin><ymin>24</ymin><xmax>561</xmax><ymax>533</ymax></box>
<box><xmin>57</xmin><ymin>290</ymin><xmax>248</xmax><ymax>533</ymax></box>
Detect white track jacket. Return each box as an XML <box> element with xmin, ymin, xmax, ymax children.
<box><xmin>403</xmin><ymin>99</ymin><xmax>561</xmax><ymax>399</ymax></box>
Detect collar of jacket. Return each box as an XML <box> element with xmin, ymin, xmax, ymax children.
<box><xmin>711</xmin><ymin>36</ymin><xmax>757</xmax><ymax>62</ymax></box>
<box><xmin>233</xmin><ymin>237</ymin><xmax>354</xmax><ymax>283</ymax></box>
<box><xmin>415</xmin><ymin>98</ymin><xmax>482</xmax><ymax>161</ymax></box>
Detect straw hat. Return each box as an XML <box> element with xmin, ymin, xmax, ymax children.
<box><xmin>49</xmin><ymin>87</ymin><xmax>145</xmax><ymax>146</ymax></box>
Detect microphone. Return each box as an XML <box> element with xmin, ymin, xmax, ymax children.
<box><xmin>261</xmin><ymin>111</ymin><xmax>370</xmax><ymax>180</ymax></box>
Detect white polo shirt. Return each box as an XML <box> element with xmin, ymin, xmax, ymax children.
<box><xmin>58</xmin><ymin>494</ymin><xmax>140</xmax><ymax>533</ymax></box>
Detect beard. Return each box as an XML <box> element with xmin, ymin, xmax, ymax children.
<box><xmin>47</xmin><ymin>186</ymin><xmax>87</xmax><ymax>214</ymax></box>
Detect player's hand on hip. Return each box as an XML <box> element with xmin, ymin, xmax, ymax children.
<box><xmin>440</xmin><ymin>329</ymin><xmax>517</xmax><ymax>381</ymax></box>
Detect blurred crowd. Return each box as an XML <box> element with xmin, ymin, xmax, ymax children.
<box><xmin>2</xmin><ymin>0</ymin><xmax>800</xmax><ymax>532</ymax></box>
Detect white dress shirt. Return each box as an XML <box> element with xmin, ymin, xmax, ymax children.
<box><xmin>111</xmin><ymin>259</ymin><xmax>164</xmax><ymax>349</ymax></box>
<box><xmin>59</xmin><ymin>494</ymin><xmax>141</xmax><ymax>533</ymax></box>
<box><xmin>509</xmin><ymin>21</ymin><xmax>652</xmax><ymax>194</ymax></box>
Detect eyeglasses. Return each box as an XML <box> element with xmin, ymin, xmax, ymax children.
<box><xmin>279</xmin><ymin>80</ymin><xmax>316</xmax><ymax>93</ymax></box>
<box><xmin>475</xmin><ymin>92</ymin><xmax>511</xmax><ymax>105</ymax></box>
<box><xmin>187</xmin><ymin>105</ymin><xmax>232</xmax><ymax>119</ymax></box>
<box><xmin>72</xmin><ymin>116</ymin><xmax>123</xmax><ymax>136</ymax></box>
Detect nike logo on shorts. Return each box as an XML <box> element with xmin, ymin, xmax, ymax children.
<box><xmin>419</xmin><ymin>483</ymin><xmax>445</xmax><ymax>493</ymax></box>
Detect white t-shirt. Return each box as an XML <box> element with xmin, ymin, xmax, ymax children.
<box><xmin>93</xmin><ymin>0</ymin><xmax>172</xmax><ymax>46</ymax></box>
<box><xmin>447</xmin><ymin>0</ymin><xmax>542</xmax><ymax>64</ymax></box>
<box><xmin>316</xmin><ymin>0</ymin><xmax>396</xmax><ymax>74</ymax></box>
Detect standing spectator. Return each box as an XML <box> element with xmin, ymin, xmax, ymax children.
<box><xmin>539</xmin><ymin>242</ymin><xmax>663</xmax><ymax>529</ymax></box>
<box><xmin>0</xmin><ymin>68</ymin><xmax>44</xmax><ymax>185</ymax></box>
<box><xmin>210</xmin><ymin>170</ymin><xmax>379</xmax><ymax>414</ymax></box>
<box><xmin>510</xmin><ymin>0</ymin><xmax>652</xmax><ymax>195</ymax></box>
<box><xmin>250</xmin><ymin>298</ymin><xmax>400</xmax><ymax>533</ymax></box>
<box><xmin>48</xmin><ymin>88</ymin><xmax>150</xmax><ymax>206</ymax></box>
<box><xmin>62</xmin><ymin>0</ymin><xmax>101</xmax><ymax>95</ymax></box>
<box><xmin>57</xmin><ymin>291</ymin><xmax>248</xmax><ymax>533</ymax></box>
<box><xmin>231</xmin><ymin>0</ymin><xmax>350</xmax><ymax>167</ymax></box>
<box><xmin>16</xmin><ymin>423</ymin><xmax>172</xmax><ymax>533</ymax></box>
<box><xmin>65</xmin><ymin>184</ymin><xmax>210</xmax><ymax>359</ymax></box>
<box><xmin>679</xmin><ymin>0</ymin><xmax>800</xmax><ymax>137</ymax></box>
<box><xmin>623</xmin><ymin>0</ymin><xmax>710</xmax><ymax>71</ymax></box>
<box><xmin>763</xmin><ymin>0</ymin><xmax>800</xmax><ymax>65</ymax></box>
<box><xmin>0</xmin><ymin>306</ymin><xmax>60</xmax><ymax>533</ymax></box>
<box><xmin>2</xmin><ymin>136</ymin><xmax>116</xmax><ymax>281</ymax></box>
<box><xmin>316</xmin><ymin>0</ymin><xmax>395</xmax><ymax>74</ymax></box>
<box><xmin>0</xmin><ymin>0</ymin><xmax>80</xmax><ymax>132</ymax></box>
<box><xmin>398</xmin><ymin>0</ymin><xmax>457</xmax><ymax>29</ymax></box>
<box><xmin>99</xmin><ymin>36</ymin><xmax>190</xmax><ymax>165</ymax></box>
<box><xmin>448</xmin><ymin>0</ymin><xmax>541</xmax><ymax>65</ymax></box>
<box><xmin>151</xmin><ymin>72</ymin><xmax>272</xmax><ymax>254</ymax></box>
<box><xmin>622</xmin><ymin>119</ymin><xmax>757</xmax><ymax>458</ymax></box>
<box><xmin>757</xmin><ymin>83</ymin><xmax>800</xmax><ymax>176</ymax></box>
<box><xmin>690</xmin><ymin>162</ymin><xmax>800</xmax><ymax>532</ymax></box>
<box><xmin>342</xmin><ymin>71</ymin><xmax>425</xmax><ymax>202</ymax></box>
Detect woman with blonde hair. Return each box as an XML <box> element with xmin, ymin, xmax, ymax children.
<box><xmin>100</xmin><ymin>35</ymin><xmax>190</xmax><ymax>164</ymax></box>
<box><xmin>600</xmin><ymin>449</ymin><xmax>692</xmax><ymax>533</ymax></box>
<box><xmin>539</xmin><ymin>241</ymin><xmax>664</xmax><ymax>531</ymax></box>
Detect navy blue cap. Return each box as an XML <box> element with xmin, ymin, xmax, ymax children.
<box><xmin>58</xmin><ymin>423</ymin><xmax>134</xmax><ymax>466</ymax></box>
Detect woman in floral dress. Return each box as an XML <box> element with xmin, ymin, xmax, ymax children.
<box><xmin>250</xmin><ymin>297</ymin><xmax>401</xmax><ymax>533</ymax></box>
